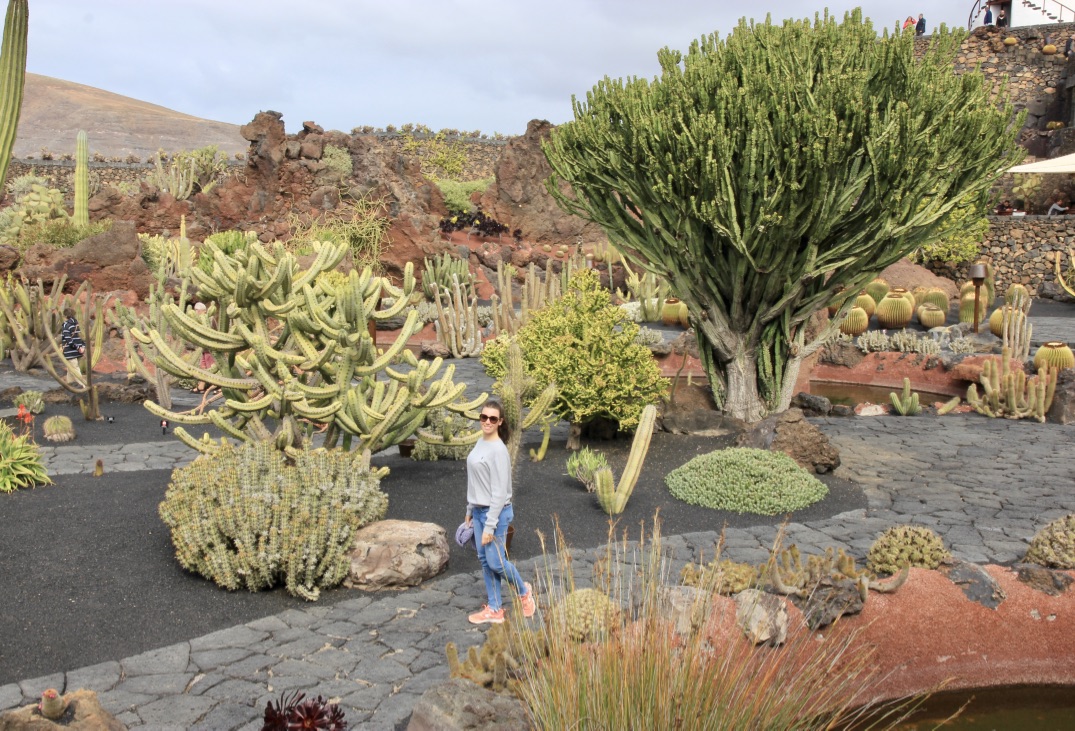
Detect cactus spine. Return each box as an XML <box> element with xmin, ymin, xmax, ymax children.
<box><xmin>0</xmin><ymin>0</ymin><xmax>28</xmax><ymax>190</ymax></box>
<box><xmin>594</xmin><ymin>403</ymin><xmax>656</xmax><ymax>515</ymax></box>
<box><xmin>74</xmin><ymin>130</ymin><xmax>89</xmax><ymax>226</ymax></box>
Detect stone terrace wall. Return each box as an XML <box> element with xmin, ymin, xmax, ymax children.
<box><xmin>917</xmin><ymin>23</ymin><xmax>1074</xmax><ymax>156</ymax></box>
<box><xmin>928</xmin><ymin>216</ymin><xmax>1075</xmax><ymax>301</ymax></box>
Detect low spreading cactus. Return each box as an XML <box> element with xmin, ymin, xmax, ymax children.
<box><xmin>1024</xmin><ymin>514</ymin><xmax>1075</xmax><ymax>569</ymax></box>
<box><xmin>665</xmin><ymin>448</ymin><xmax>828</xmax><ymax>515</ymax></box>
<box><xmin>159</xmin><ymin>441</ymin><xmax>388</xmax><ymax>600</ymax></box>
<box><xmin>866</xmin><ymin>525</ymin><xmax>949</xmax><ymax>576</ymax></box>
<box><xmin>42</xmin><ymin>415</ymin><xmax>75</xmax><ymax>442</ymax></box>
<box><xmin>557</xmin><ymin>588</ymin><xmax>620</xmax><ymax>642</ymax></box>
<box><xmin>680</xmin><ymin>558</ymin><xmax>759</xmax><ymax>595</ymax></box>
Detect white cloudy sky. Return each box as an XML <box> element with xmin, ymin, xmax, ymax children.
<box><xmin>28</xmin><ymin>1</ymin><xmax>973</xmax><ymax>135</ymax></box>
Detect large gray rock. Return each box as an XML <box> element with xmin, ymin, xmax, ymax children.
<box><xmin>345</xmin><ymin>520</ymin><xmax>449</xmax><ymax>590</ymax></box>
<box><xmin>0</xmin><ymin>689</ymin><xmax>125</xmax><ymax>730</ymax></box>
<box><xmin>734</xmin><ymin>589</ymin><xmax>788</xmax><ymax>646</ymax></box>
<box><xmin>407</xmin><ymin>678</ymin><xmax>530</xmax><ymax>731</ymax></box>
<box><xmin>735</xmin><ymin>408</ymin><xmax>841</xmax><ymax>474</ymax></box>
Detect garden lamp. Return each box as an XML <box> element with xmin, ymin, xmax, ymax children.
<box><xmin>968</xmin><ymin>263</ymin><xmax>987</xmax><ymax>334</ymax></box>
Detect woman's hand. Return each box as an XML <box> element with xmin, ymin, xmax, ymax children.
<box><xmin>465</xmin><ymin>515</ymin><xmax>472</xmax><ymax>527</ymax></box>
<box><xmin>481</xmin><ymin>532</ymin><xmax>494</xmax><ymax>546</ymax></box>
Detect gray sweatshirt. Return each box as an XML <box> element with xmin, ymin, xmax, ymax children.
<box><xmin>466</xmin><ymin>438</ymin><xmax>512</xmax><ymax>536</ymax></box>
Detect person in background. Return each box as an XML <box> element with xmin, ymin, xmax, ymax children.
<box><xmin>462</xmin><ymin>400</ymin><xmax>537</xmax><ymax>625</ymax></box>
<box><xmin>1048</xmin><ymin>197</ymin><xmax>1069</xmax><ymax>216</ymax></box>
<box><xmin>1065</xmin><ymin>32</ymin><xmax>1075</xmax><ymax>59</ymax></box>
<box><xmin>994</xmin><ymin>199</ymin><xmax>1014</xmax><ymax>216</ymax></box>
<box><xmin>903</xmin><ymin>15</ymin><xmax>917</xmax><ymax>31</ymax></box>
<box><xmin>60</xmin><ymin>307</ymin><xmax>86</xmax><ymax>387</ymax></box>
<box><xmin>984</xmin><ymin>5</ymin><xmax>993</xmax><ymax>25</ymax></box>
<box><xmin>916</xmin><ymin>13</ymin><xmax>926</xmax><ymax>36</ymax></box>
<box><xmin>997</xmin><ymin>8</ymin><xmax>1008</xmax><ymax>28</ymax></box>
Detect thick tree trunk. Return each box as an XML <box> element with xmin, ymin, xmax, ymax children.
<box><xmin>721</xmin><ymin>351</ymin><xmax>768</xmax><ymax>423</ymax></box>
<box><xmin>566</xmin><ymin>422</ymin><xmax>582</xmax><ymax>450</ymax></box>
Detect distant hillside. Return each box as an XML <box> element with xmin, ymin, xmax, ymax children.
<box><xmin>12</xmin><ymin>73</ymin><xmax>248</xmax><ymax>160</ymax></box>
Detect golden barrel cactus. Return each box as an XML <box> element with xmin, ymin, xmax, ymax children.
<box><xmin>854</xmin><ymin>291</ymin><xmax>876</xmax><ymax>317</ymax></box>
<box><xmin>1034</xmin><ymin>341</ymin><xmax>1075</xmax><ymax>371</ymax></box>
<box><xmin>917</xmin><ymin>303</ymin><xmax>946</xmax><ymax>329</ymax></box>
<box><xmin>839</xmin><ymin>306</ymin><xmax>870</xmax><ymax>336</ymax></box>
<box><xmin>875</xmin><ymin>293</ymin><xmax>913</xmax><ymax>329</ymax></box>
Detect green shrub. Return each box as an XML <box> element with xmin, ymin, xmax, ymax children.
<box><xmin>197</xmin><ymin>230</ymin><xmax>257</xmax><ymax>274</ymax></box>
<box><xmin>436</xmin><ymin>177</ymin><xmax>494</xmax><ymax>214</ymax></box>
<box><xmin>0</xmin><ymin>420</ymin><xmax>51</xmax><ymax>493</ymax></box>
<box><xmin>665</xmin><ymin>447</ymin><xmax>828</xmax><ymax>514</ymax></box>
<box><xmin>1024</xmin><ymin>514</ymin><xmax>1075</xmax><ymax>569</ymax></box>
<box><xmin>866</xmin><ymin>525</ymin><xmax>949</xmax><ymax>575</ymax></box>
<box><xmin>6</xmin><ymin>172</ymin><xmax>46</xmax><ymax>199</ymax></box>
<box><xmin>566</xmin><ymin>446</ymin><xmax>608</xmax><ymax>492</ymax></box>
<box><xmin>288</xmin><ymin>197</ymin><xmax>389</xmax><ymax>271</ymax></box>
<box><xmin>158</xmin><ymin>441</ymin><xmax>388</xmax><ymax>600</ymax></box>
<box><xmin>480</xmin><ymin>333</ymin><xmax>512</xmax><ymax>381</ymax></box>
<box><xmin>15</xmin><ymin>218</ymin><xmax>112</xmax><ymax>249</ymax></box>
<box><xmin>515</xmin><ymin>269</ymin><xmax>667</xmax><ymax>431</ymax></box>
<box><xmin>320</xmin><ymin>144</ymin><xmax>353</xmax><ymax>180</ymax></box>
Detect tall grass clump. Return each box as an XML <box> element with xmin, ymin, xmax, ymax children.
<box><xmin>287</xmin><ymin>196</ymin><xmax>389</xmax><ymax>271</ymax></box>
<box><xmin>508</xmin><ymin>520</ymin><xmax>922</xmax><ymax>730</ymax></box>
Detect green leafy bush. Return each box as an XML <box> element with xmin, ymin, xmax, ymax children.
<box><xmin>436</xmin><ymin>177</ymin><xmax>494</xmax><ymax>214</ymax></box>
<box><xmin>665</xmin><ymin>448</ymin><xmax>828</xmax><ymax>515</ymax></box>
<box><xmin>288</xmin><ymin>197</ymin><xmax>389</xmax><ymax>271</ymax></box>
<box><xmin>158</xmin><ymin>441</ymin><xmax>388</xmax><ymax>600</ymax></box>
<box><xmin>514</xmin><ymin>269</ymin><xmax>667</xmax><ymax>432</ymax></box>
<box><xmin>0</xmin><ymin>420</ymin><xmax>51</xmax><ymax>493</ymax></box>
<box><xmin>12</xmin><ymin>390</ymin><xmax>43</xmax><ymax>414</ymax></box>
<box><xmin>15</xmin><ymin>218</ymin><xmax>112</xmax><ymax>249</ymax></box>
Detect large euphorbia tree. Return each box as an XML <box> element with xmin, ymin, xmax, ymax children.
<box><xmin>543</xmin><ymin>10</ymin><xmax>1021</xmax><ymax>422</ymax></box>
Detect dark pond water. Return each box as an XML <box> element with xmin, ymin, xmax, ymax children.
<box><xmin>892</xmin><ymin>685</ymin><xmax>1075</xmax><ymax>730</ymax></box>
<box><xmin>809</xmin><ymin>380</ymin><xmax>953</xmax><ymax>407</ymax></box>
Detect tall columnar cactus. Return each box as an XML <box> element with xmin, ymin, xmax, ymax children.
<box><xmin>0</xmin><ymin>0</ymin><xmax>28</xmax><ymax>190</ymax></box>
<box><xmin>542</xmin><ymin>11</ymin><xmax>1020</xmax><ymax>421</ymax></box>
<box><xmin>593</xmin><ymin>404</ymin><xmax>656</xmax><ymax>515</ymax></box>
<box><xmin>966</xmin><ymin>347</ymin><xmax>1057</xmax><ymax>422</ymax></box>
<box><xmin>888</xmin><ymin>377</ymin><xmax>921</xmax><ymax>416</ymax></box>
<box><xmin>494</xmin><ymin>339</ymin><xmax>558</xmax><ymax>465</ymax></box>
<box><xmin>73</xmin><ymin>130</ymin><xmax>89</xmax><ymax>226</ymax></box>
<box><xmin>491</xmin><ymin>261</ymin><xmax>520</xmax><ymax>336</ymax></box>
<box><xmin>999</xmin><ymin>287</ymin><xmax>1032</xmax><ymax>362</ymax></box>
<box><xmin>134</xmin><ymin>239</ymin><xmax>484</xmax><ymax>455</ymax></box>
<box><xmin>432</xmin><ymin>275</ymin><xmax>483</xmax><ymax>358</ymax></box>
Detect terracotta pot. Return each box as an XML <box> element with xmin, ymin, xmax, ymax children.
<box><xmin>398</xmin><ymin>438</ymin><xmax>416</xmax><ymax>458</ymax></box>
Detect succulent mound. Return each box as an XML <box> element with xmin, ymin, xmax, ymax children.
<box><xmin>1025</xmin><ymin>514</ymin><xmax>1075</xmax><ymax>569</ymax></box>
<box><xmin>866</xmin><ymin>525</ymin><xmax>950</xmax><ymax>575</ymax></box>
<box><xmin>664</xmin><ymin>447</ymin><xmax>828</xmax><ymax>515</ymax></box>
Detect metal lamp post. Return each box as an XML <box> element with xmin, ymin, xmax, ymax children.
<box><xmin>967</xmin><ymin>263</ymin><xmax>987</xmax><ymax>334</ymax></box>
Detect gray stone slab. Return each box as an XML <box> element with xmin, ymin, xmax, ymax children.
<box><xmin>65</xmin><ymin>660</ymin><xmax>122</xmax><ymax>693</ymax></box>
<box><xmin>114</xmin><ymin>672</ymin><xmax>195</xmax><ymax>696</ymax></box>
<box><xmin>95</xmin><ymin>688</ymin><xmax>158</xmax><ymax>713</ymax></box>
<box><xmin>17</xmin><ymin>673</ymin><xmax>64</xmax><ymax>701</ymax></box>
<box><xmin>134</xmin><ymin>695</ymin><xmax>218</xmax><ymax>728</ymax></box>
<box><xmin>201</xmin><ymin>678</ymin><xmax>269</xmax><ymax>701</ymax></box>
<box><xmin>190</xmin><ymin>700</ymin><xmax>261</xmax><ymax>731</ymax></box>
<box><xmin>191</xmin><ymin>647</ymin><xmax>254</xmax><ymax>671</ymax></box>
<box><xmin>222</xmin><ymin>653</ymin><xmax>276</xmax><ymax>679</ymax></box>
<box><xmin>121</xmin><ymin>643</ymin><xmax>191</xmax><ymax>675</ymax></box>
<box><xmin>190</xmin><ymin>625</ymin><xmax>269</xmax><ymax>651</ymax></box>
<box><xmin>0</xmin><ymin>684</ymin><xmax>23</xmax><ymax>711</ymax></box>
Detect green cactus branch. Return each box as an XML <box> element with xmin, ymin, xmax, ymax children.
<box><xmin>0</xmin><ymin>0</ymin><xmax>27</xmax><ymax>190</ymax></box>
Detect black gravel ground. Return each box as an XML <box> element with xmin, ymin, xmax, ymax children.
<box><xmin>0</xmin><ymin>400</ymin><xmax>865</xmax><ymax>686</ymax></box>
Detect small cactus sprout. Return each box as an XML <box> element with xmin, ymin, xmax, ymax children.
<box><xmin>866</xmin><ymin>525</ymin><xmax>950</xmax><ymax>576</ymax></box>
<box><xmin>937</xmin><ymin>396</ymin><xmax>961</xmax><ymax>415</ymax></box>
<box><xmin>39</xmin><ymin>689</ymin><xmax>65</xmax><ymax>719</ymax></box>
<box><xmin>889</xmin><ymin>378</ymin><xmax>921</xmax><ymax>416</ymax></box>
<box><xmin>1034</xmin><ymin>341</ymin><xmax>1075</xmax><ymax>372</ymax></box>
<box><xmin>839</xmin><ymin>306</ymin><xmax>869</xmax><ymax>336</ymax></box>
<box><xmin>42</xmin><ymin>415</ymin><xmax>75</xmax><ymax>442</ymax></box>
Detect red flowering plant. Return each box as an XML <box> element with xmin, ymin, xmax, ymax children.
<box><xmin>15</xmin><ymin>404</ymin><xmax>34</xmax><ymax>441</ymax></box>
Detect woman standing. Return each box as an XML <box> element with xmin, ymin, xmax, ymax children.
<box><xmin>464</xmin><ymin>400</ymin><xmax>537</xmax><ymax>624</ymax></box>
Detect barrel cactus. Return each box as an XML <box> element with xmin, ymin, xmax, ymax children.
<box><xmin>889</xmin><ymin>287</ymin><xmax>916</xmax><ymax>310</ymax></box>
<box><xmin>1006</xmin><ymin>283</ymin><xmax>1030</xmax><ymax>303</ymax></box>
<box><xmin>866</xmin><ymin>525</ymin><xmax>950</xmax><ymax>576</ymax></box>
<box><xmin>921</xmin><ymin>288</ymin><xmax>950</xmax><ymax>311</ymax></box>
<box><xmin>865</xmin><ymin>278</ymin><xmax>890</xmax><ymax>305</ymax></box>
<box><xmin>853</xmin><ymin>291</ymin><xmax>876</xmax><ymax>317</ymax></box>
<box><xmin>1024</xmin><ymin>514</ymin><xmax>1075</xmax><ymax>569</ymax></box>
<box><xmin>42</xmin><ymin>415</ymin><xmax>75</xmax><ymax>442</ymax></box>
<box><xmin>558</xmin><ymin>588</ymin><xmax>620</xmax><ymax>642</ymax></box>
<box><xmin>1033</xmin><ymin>341</ymin><xmax>1075</xmax><ymax>371</ymax></box>
<box><xmin>916</xmin><ymin>303</ymin><xmax>946</xmax><ymax>329</ymax></box>
<box><xmin>839</xmin><ymin>306</ymin><xmax>869</xmax><ymax>336</ymax></box>
<box><xmin>874</xmin><ymin>293</ymin><xmax>913</xmax><ymax>329</ymax></box>
<box><xmin>958</xmin><ymin>293</ymin><xmax>986</xmax><ymax>326</ymax></box>
<box><xmin>988</xmin><ymin>306</ymin><xmax>1024</xmax><ymax>338</ymax></box>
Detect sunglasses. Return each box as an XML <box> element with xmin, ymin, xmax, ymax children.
<box><xmin>478</xmin><ymin>414</ymin><xmax>501</xmax><ymax>424</ymax></box>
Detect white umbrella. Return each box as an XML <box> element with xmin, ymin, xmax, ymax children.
<box><xmin>1007</xmin><ymin>152</ymin><xmax>1075</xmax><ymax>174</ymax></box>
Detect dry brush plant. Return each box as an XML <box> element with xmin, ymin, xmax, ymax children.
<box><xmin>506</xmin><ymin>520</ymin><xmax>924</xmax><ymax>730</ymax></box>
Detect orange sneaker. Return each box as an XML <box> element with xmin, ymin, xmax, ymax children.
<box><xmin>519</xmin><ymin>582</ymin><xmax>537</xmax><ymax>618</ymax></box>
<box><xmin>468</xmin><ymin>605</ymin><xmax>505</xmax><ymax>625</ymax></box>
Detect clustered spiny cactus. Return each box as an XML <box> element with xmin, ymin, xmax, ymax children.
<box><xmin>866</xmin><ymin>525</ymin><xmax>950</xmax><ymax>576</ymax></box>
<box><xmin>1024</xmin><ymin>514</ymin><xmax>1075</xmax><ymax>569</ymax></box>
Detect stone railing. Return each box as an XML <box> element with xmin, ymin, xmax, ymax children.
<box><xmin>927</xmin><ymin>215</ymin><xmax>1075</xmax><ymax>300</ymax></box>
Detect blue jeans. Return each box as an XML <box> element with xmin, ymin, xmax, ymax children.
<box><xmin>472</xmin><ymin>504</ymin><xmax>526</xmax><ymax>611</ymax></box>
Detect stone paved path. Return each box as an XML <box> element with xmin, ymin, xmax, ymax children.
<box><xmin>2</xmin><ymin>357</ymin><xmax>1075</xmax><ymax>728</ymax></box>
